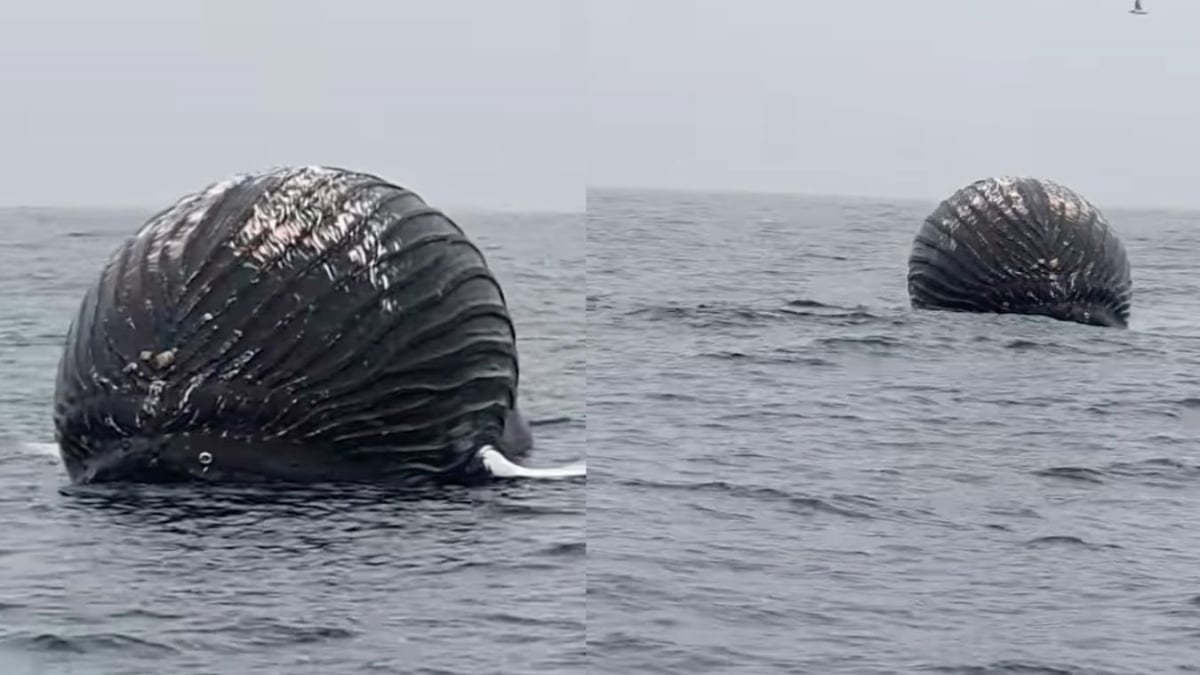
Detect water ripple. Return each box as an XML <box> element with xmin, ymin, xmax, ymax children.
<box><xmin>588</xmin><ymin>189</ymin><xmax>1200</xmax><ymax>674</ymax></box>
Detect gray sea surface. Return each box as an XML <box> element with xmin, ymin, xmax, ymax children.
<box><xmin>587</xmin><ymin>187</ymin><xmax>1200</xmax><ymax>675</ymax></box>
<box><xmin>0</xmin><ymin>207</ymin><xmax>584</xmax><ymax>675</ymax></box>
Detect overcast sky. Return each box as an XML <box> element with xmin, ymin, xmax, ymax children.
<box><xmin>587</xmin><ymin>0</ymin><xmax>1200</xmax><ymax>210</ymax></box>
<box><xmin>0</xmin><ymin>0</ymin><xmax>582</xmax><ymax>213</ymax></box>
<box><xmin>4</xmin><ymin>2</ymin><xmax>1196</xmax><ymax>212</ymax></box>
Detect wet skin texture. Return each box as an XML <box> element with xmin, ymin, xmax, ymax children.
<box><xmin>907</xmin><ymin>176</ymin><xmax>1132</xmax><ymax>328</ymax></box>
<box><xmin>54</xmin><ymin>166</ymin><xmax>533</xmax><ymax>485</ymax></box>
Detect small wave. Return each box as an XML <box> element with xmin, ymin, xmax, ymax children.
<box><xmin>1001</xmin><ymin>339</ymin><xmax>1109</xmax><ymax>356</ymax></box>
<box><xmin>622</xmin><ymin>298</ymin><xmax>897</xmax><ymax>330</ymax></box>
<box><xmin>110</xmin><ymin>608</ymin><xmax>187</xmax><ymax>621</ymax></box>
<box><xmin>0</xmin><ymin>330</ymin><xmax>66</xmax><ymax>347</ymax></box>
<box><xmin>921</xmin><ymin>661</ymin><xmax>1127</xmax><ymax>675</ymax></box>
<box><xmin>474</xmin><ymin>612</ymin><xmax>583</xmax><ymax>633</ymax></box>
<box><xmin>540</xmin><ymin>541</ymin><xmax>584</xmax><ymax>556</ymax></box>
<box><xmin>781</xmin><ymin>298</ymin><xmax>884</xmax><ymax>323</ymax></box>
<box><xmin>1104</xmin><ymin>457</ymin><xmax>1200</xmax><ymax>484</ymax></box>
<box><xmin>814</xmin><ymin>335</ymin><xmax>907</xmax><ymax>352</ymax></box>
<box><xmin>1005</xmin><ymin>339</ymin><xmax>1046</xmax><ymax>350</ymax></box>
<box><xmin>619</xmin><ymin>478</ymin><xmax>876</xmax><ymax>520</ymax></box>
<box><xmin>969</xmin><ymin>334</ymin><xmax>1146</xmax><ymax>358</ymax></box>
<box><xmin>529</xmin><ymin>416</ymin><xmax>574</xmax><ymax>427</ymax></box>
<box><xmin>1023</xmin><ymin>535</ymin><xmax>1121</xmax><ymax>550</ymax></box>
<box><xmin>784</xmin><ymin>299</ymin><xmax>832</xmax><ymax>309</ymax></box>
<box><xmin>697</xmin><ymin>349</ymin><xmax>836</xmax><ymax>367</ymax></box>
<box><xmin>3</xmin><ymin>632</ymin><xmax>179</xmax><ymax>656</ymax></box>
<box><xmin>586</xmin><ymin>293</ymin><xmax>614</xmax><ymax>310</ymax></box>
<box><xmin>645</xmin><ymin>391</ymin><xmax>702</xmax><ymax>402</ymax></box>
<box><xmin>623</xmin><ymin>302</ymin><xmax>780</xmax><ymax>328</ymax></box>
<box><xmin>213</xmin><ymin>619</ymin><xmax>357</xmax><ymax>648</ymax></box>
<box><xmin>1032</xmin><ymin>466</ymin><xmax>1106</xmax><ymax>484</ymax></box>
<box><xmin>983</xmin><ymin>505</ymin><xmax>1043</xmax><ymax>520</ymax></box>
<box><xmin>701</xmin><ymin>349</ymin><xmax>752</xmax><ymax>359</ymax></box>
<box><xmin>56</xmin><ymin>481</ymin><xmax>459</xmax><ymax>521</ymax></box>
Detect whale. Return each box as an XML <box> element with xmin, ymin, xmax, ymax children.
<box><xmin>53</xmin><ymin>165</ymin><xmax>553</xmax><ymax>485</ymax></box>
<box><xmin>906</xmin><ymin>176</ymin><xmax>1132</xmax><ymax>328</ymax></box>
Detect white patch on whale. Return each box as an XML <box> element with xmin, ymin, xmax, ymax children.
<box><xmin>228</xmin><ymin>166</ymin><xmax>404</xmax><ymax>311</ymax></box>
<box><xmin>136</xmin><ymin>174</ymin><xmax>257</xmax><ymax>266</ymax></box>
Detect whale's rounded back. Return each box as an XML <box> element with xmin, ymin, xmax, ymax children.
<box><xmin>907</xmin><ymin>176</ymin><xmax>1132</xmax><ymax>328</ymax></box>
<box><xmin>54</xmin><ymin>166</ymin><xmax>522</xmax><ymax>484</ymax></box>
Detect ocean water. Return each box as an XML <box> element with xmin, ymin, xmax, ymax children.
<box><xmin>587</xmin><ymin>188</ymin><xmax>1200</xmax><ymax>674</ymax></box>
<box><xmin>0</xmin><ymin>207</ymin><xmax>585</xmax><ymax>675</ymax></box>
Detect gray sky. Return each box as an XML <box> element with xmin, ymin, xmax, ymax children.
<box><xmin>0</xmin><ymin>0</ymin><xmax>582</xmax><ymax>213</ymax></box>
<box><xmin>587</xmin><ymin>0</ymin><xmax>1200</xmax><ymax>210</ymax></box>
<box><xmin>5</xmin><ymin>1</ymin><xmax>1195</xmax><ymax>212</ymax></box>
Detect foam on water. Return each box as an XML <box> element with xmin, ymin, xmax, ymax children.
<box><xmin>13</xmin><ymin>441</ymin><xmax>58</xmax><ymax>458</ymax></box>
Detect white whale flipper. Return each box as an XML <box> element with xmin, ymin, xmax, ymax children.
<box><xmin>478</xmin><ymin>446</ymin><xmax>586</xmax><ymax>479</ymax></box>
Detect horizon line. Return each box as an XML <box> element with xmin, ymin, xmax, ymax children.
<box><xmin>0</xmin><ymin>184</ymin><xmax>1188</xmax><ymax>216</ymax></box>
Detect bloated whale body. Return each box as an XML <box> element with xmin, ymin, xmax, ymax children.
<box><xmin>907</xmin><ymin>176</ymin><xmax>1132</xmax><ymax>328</ymax></box>
<box><xmin>54</xmin><ymin>166</ymin><xmax>534</xmax><ymax>485</ymax></box>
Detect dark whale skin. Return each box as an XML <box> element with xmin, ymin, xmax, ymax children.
<box><xmin>53</xmin><ymin>166</ymin><xmax>532</xmax><ymax>485</ymax></box>
<box><xmin>907</xmin><ymin>176</ymin><xmax>1132</xmax><ymax>328</ymax></box>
